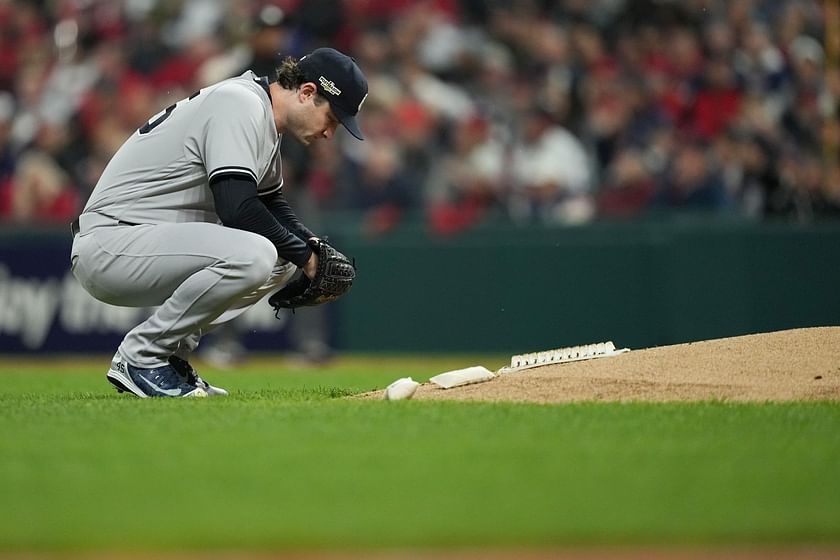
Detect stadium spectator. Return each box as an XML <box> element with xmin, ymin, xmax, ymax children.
<box><xmin>509</xmin><ymin>107</ymin><xmax>594</xmax><ymax>224</ymax></box>
<box><xmin>596</xmin><ymin>148</ymin><xmax>656</xmax><ymax>218</ymax></box>
<box><xmin>654</xmin><ymin>139</ymin><xmax>731</xmax><ymax>211</ymax></box>
<box><xmin>426</xmin><ymin>112</ymin><xmax>505</xmax><ymax>234</ymax></box>
<box><xmin>2</xmin><ymin>135</ymin><xmax>79</xmax><ymax>224</ymax></box>
<box><xmin>238</xmin><ymin>5</ymin><xmax>292</xmax><ymax>79</ymax></box>
<box><xmin>339</xmin><ymin>140</ymin><xmax>416</xmax><ymax>236</ymax></box>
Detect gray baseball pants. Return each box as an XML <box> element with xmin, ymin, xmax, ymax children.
<box><xmin>70</xmin><ymin>212</ymin><xmax>296</xmax><ymax>368</ymax></box>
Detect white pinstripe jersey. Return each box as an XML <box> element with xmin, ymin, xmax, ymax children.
<box><xmin>83</xmin><ymin>71</ymin><xmax>283</xmax><ymax>224</ymax></box>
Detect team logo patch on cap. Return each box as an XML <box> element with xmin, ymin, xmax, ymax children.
<box><xmin>319</xmin><ymin>76</ymin><xmax>341</xmax><ymax>96</ymax></box>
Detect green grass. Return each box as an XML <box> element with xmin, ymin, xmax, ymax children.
<box><xmin>0</xmin><ymin>355</ymin><xmax>839</xmax><ymax>552</ymax></box>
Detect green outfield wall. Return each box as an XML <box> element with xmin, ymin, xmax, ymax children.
<box><xmin>1</xmin><ymin>218</ymin><xmax>838</xmax><ymax>353</ymax></box>
<box><xmin>333</xmin><ymin>218</ymin><xmax>840</xmax><ymax>352</ymax></box>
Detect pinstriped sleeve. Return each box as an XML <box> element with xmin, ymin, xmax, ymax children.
<box><xmin>198</xmin><ymin>84</ymin><xmax>266</xmax><ymax>183</ymax></box>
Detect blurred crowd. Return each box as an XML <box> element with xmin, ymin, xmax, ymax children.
<box><xmin>1</xmin><ymin>0</ymin><xmax>839</xmax><ymax>235</ymax></box>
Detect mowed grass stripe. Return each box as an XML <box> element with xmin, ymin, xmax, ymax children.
<box><xmin>0</xmin><ymin>358</ymin><xmax>838</xmax><ymax>551</ymax></box>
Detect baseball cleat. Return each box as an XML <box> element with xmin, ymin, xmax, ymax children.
<box><xmin>168</xmin><ymin>355</ymin><xmax>229</xmax><ymax>396</ymax></box>
<box><xmin>107</xmin><ymin>353</ymin><xmax>207</xmax><ymax>398</ymax></box>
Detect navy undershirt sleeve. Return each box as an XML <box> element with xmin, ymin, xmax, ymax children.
<box><xmin>259</xmin><ymin>189</ymin><xmax>316</xmax><ymax>241</ymax></box>
<box><xmin>209</xmin><ymin>173</ymin><xmax>312</xmax><ymax>267</ymax></box>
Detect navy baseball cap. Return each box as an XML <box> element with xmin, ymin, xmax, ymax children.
<box><xmin>299</xmin><ymin>48</ymin><xmax>368</xmax><ymax>140</ymax></box>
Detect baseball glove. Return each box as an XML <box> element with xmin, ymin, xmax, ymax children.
<box><xmin>269</xmin><ymin>239</ymin><xmax>355</xmax><ymax>311</ymax></box>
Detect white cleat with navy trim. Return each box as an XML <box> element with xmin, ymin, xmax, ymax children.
<box><xmin>107</xmin><ymin>353</ymin><xmax>207</xmax><ymax>398</ymax></box>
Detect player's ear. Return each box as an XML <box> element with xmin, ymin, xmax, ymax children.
<box><xmin>299</xmin><ymin>82</ymin><xmax>318</xmax><ymax>101</ymax></box>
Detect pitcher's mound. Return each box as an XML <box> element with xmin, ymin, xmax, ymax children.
<box><xmin>400</xmin><ymin>327</ymin><xmax>840</xmax><ymax>404</ymax></box>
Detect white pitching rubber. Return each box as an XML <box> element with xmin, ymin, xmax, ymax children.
<box><xmin>384</xmin><ymin>377</ymin><xmax>420</xmax><ymax>400</ymax></box>
<box><xmin>429</xmin><ymin>366</ymin><xmax>496</xmax><ymax>389</ymax></box>
<box><xmin>498</xmin><ymin>341</ymin><xmax>630</xmax><ymax>374</ymax></box>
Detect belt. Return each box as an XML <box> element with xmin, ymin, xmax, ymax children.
<box><xmin>71</xmin><ymin>214</ymin><xmax>142</xmax><ymax>237</ymax></box>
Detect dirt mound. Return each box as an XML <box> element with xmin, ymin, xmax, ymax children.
<box><xmin>373</xmin><ymin>328</ymin><xmax>840</xmax><ymax>404</ymax></box>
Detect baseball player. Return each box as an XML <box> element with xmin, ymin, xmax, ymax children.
<box><xmin>70</xmin><ymin>48</ymin><xmax>365</xmax><ymax>398</ymax></box>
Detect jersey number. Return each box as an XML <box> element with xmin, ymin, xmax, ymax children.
<box><xmin>138</xmin><ymin>90</ymin><xmax>201</xmax><ymax>134</ymax></box>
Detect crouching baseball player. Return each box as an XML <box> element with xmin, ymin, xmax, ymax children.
<box><xmin>70</xmin><ymin>48</ymin><xmax>365</xmax><ymax>398</ymax></box>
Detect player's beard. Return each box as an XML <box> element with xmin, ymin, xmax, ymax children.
<box><xmin>290</xmin><ymin>127</ymin><xmax>317</xmax><ymax>146</ymax></box>
<box><xmin>285</xmin><ymin>108</ymin><xmax>322</xmax><ymax>146</ymax></box>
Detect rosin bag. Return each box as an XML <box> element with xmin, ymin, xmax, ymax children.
<box><xmin>383</xmin><ymin>377</ymin><xmax>420</xmax><ymax>400</ymax></box>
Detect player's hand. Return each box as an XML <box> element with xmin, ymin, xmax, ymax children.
<box><xmin>269</xmin><ymin>239</ymin><xmax>356</xmax><ymax>311</ymax></box>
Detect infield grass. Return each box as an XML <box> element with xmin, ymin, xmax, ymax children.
<box><xmin>1</xmin><ymin>355</ymin><xmax>839</xmax><ymax>552</ymax></box>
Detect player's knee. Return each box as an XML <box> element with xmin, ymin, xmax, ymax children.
<box><xmin>240</xmin><ymin>238</ymin><xmax>277</xmax><ymax>287</ymax></box>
